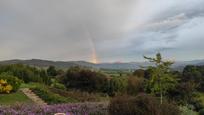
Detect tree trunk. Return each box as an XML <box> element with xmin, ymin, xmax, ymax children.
<box><xmin>160</xmin><ymin>91</ymin><xmax>163</xmax><ymax>104</ymax></box>
<box><xmin>160</xmin><ymin>80</ymin><xmax>163</xmax><ymax>104</ymax></box>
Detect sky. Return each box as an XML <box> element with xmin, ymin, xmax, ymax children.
<box><xmin>0</xmin><ymin>0</ymin><xmax>204</xmax><ymax>63</ymax></box>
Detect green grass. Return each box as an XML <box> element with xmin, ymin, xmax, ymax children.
<box><xmin>0</xmin><ymin>91</ymin><xmax>32</xmax><ymax>105</ymax></box>
<box><xmin>20</xmin><ymin>82</ymin><xmax>46</xmax><ymax>89</ymax></box>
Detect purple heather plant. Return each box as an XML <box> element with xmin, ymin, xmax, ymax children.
<box><xmin>0</xmin><ymin>102</ymin><xmax>108</xmax><ymax>115</ymax></box>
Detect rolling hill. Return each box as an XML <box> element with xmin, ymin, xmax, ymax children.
<box><xmin>0</xmin><ymin>59</ymin><xmax>204</xmax><ymax>70</ymax></box>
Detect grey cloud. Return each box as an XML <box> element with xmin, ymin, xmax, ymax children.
<box><xmin>0</xmin><ymin>0</ymin><xmax>204</xmax><ymax>62</ymax></box>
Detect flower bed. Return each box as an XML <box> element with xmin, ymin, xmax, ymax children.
<box><xmin>0</xmin><ymin>102</ymin><xmax>108</xmax><ymax>115</ymax></box>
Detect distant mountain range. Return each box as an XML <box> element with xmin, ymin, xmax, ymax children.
<box><xmin>0</xmin><ymin>59</ymin><xmax>204</xmax><ymax>70</ymax></box>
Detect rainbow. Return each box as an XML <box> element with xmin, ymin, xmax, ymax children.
<box><xmin>83</xmin><ymin>25</ymin><xmax>99</xmax><ymax>64</ymax></box>
<box><xmin>89</xmin><ymin>38</ymin><xmax>98</xmax><ymax>64</ymax></box>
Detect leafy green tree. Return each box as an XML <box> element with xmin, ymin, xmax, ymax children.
<box><xmin>0</xmin><ymin>64</ymin><xmax>48</xmax><ymax>83</ymax></box>
<box><xmin>182</xmin><ymin>65</ymin><xmax>204</xmax><ymax>91</ymax></box>
<box><xmin>60</xmin><ymin>66</ymin><xmax>108</xmax><ymax>92</ymax></box>
<box><xmin>144</xmin><ymin>53</ymin><xmax>178</xmax><ymax>104</ymax></box>
<box><xmin>47</xmin><ymin>66</ymin><xmax>57</xmax><ymax>76</ymax></box>
<box><xmin>183</xmin><ymin>65</ymin><xmax>202</xmax><ymax>82</ymax></box>
<box><xmin>105</xmin><ymin>77</ymin><xmax>127</xmax><ymax>96</ymax></box>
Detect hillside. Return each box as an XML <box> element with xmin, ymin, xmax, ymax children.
<box><xmin>0</xmin><ymin>59</ymin><xmax>204</xmax><ymax>70</ymax></box>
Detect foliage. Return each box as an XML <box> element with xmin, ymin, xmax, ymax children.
<box><xmin>104</xmin><ymin>77</ymin><xmax>127</xmax><ymax>96</ymax></box>
<box><xmin>180</xmin><ymin>106</ymin><xmax>198</xmax><ymax>115</ymax></box>
<box><xmin>108</xmin><ymin>94</ymin><xmax>180</xmax><ymax>115</ymax></box>
<box><xmin>60</xmin><ymin>66</ymin><xmax>108</xmax><ymax>92</ymax></box>
<box><xmin>182</xmin><ymin>65</ymin><xmax>204</xmax><ymax>91</ymax></box>
<box><xmin>50</xmin><ymin>87</ymin><xmax>109</xmax><ymax>102</ymax></box>
<box><xmin>144</xmin><ymin>53</ymin><xmax>178</xmax><ymax>104</ymax></box>
<box><xmin>167</xmin><ymin>81</ymin><xmax>197</xmax><ymax>105</ymax></box>
<box><xmin>133</xmin><ymin>69</ymin><xmax>145</xmax><ymax>77</ymax></box>
<box><xmin>199</xmin><ymin>109</ymin><xmax>204</xmax><ymax>115</ymax></box>
<box><xmin>0</xmin><ymin>64</ymin><xmax>51</xmax><ymax>84</ymax></box>
<box><xmin>0</xmin><ymin>73</ymin><xmax>22</xmax><ymax>92</ymax></box>
<box><xmin>0</xmin><ymin>103</ymin><xmax>108</xmax><ymax>115</ymax></box>
<box><xmin>47</xmin><ymin>66</ymin><xmax>57</xmax><ymax>76</ymax></box>
<box><xmin>51</xmin><ymin>82</ymin><xmax>66</xmax><ymax>90</ymax></box>
<box><xmin>31</xmin><ymin>87</ymin><xmax>77</xmax><ymax>104</ymax></box>
<box><xmin>0</xmin><ymin>79</ymin><xmax>13</xmax><ymax>93</ymax></box>
<box><xmin>51</xmin><ymin>79</ymin><xmax>66</xmax><ymax>90</ymax></box>
<box><xmin>127</xmin><ymin>76</ymin><xmax>144</xmax><ymax>95</ymax></box>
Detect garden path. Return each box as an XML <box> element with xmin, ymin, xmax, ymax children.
<box><xmin>20</xmin><ymin>88</ymin><xmax>47</xmax><ymax>106</ymax></box>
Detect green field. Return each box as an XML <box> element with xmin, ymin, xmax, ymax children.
<box><xmin>101</xmin><ymin>69</ymin><xmax>133</xmax><ymax>77</ymax></box>
<box><xmin>0</xmin><ymin>91</ymin><xmax>32</xmax><ymax>105</ymax></box>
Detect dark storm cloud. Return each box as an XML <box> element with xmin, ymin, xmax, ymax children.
<box><xmin>0</xmin><ymin>0</ymin><xmax>204</xmax><ymax>62</ymax></box>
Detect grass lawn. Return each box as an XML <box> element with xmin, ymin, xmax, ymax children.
<box><xmin>20</xmin><ymin>82</ymin><xmax>46</xmax><ymax>89</ymax></box>
<box><xmin>0</xmin><ymin>90</ymin><xmax>32</xmax><ymax>105</ymax></box>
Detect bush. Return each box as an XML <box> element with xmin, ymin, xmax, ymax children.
<box><xmin>0</xmin><ymin>103</ymin><xmax>108</xmax><ymax>115</ymax></box>
<box><xmin>104</xmin><ymin>77</ymin><xmax>127</xmax><ymax>96</ymax></box>
<box><xmin>50</xmin><ymin>87</ymin><xmax>109</xmax><ymax>102</ymax></box>
<box><xmin>0</xmin><ymin>79</ymin><xmax>13</xmax><ymax>93</ymax></box>
<box><xmin>127</xmin><ymin>76</ymin><xmax>144</xmax><ymax>95</ymax></box>
<box><xmin>108</xmin><ymin>94</ymin><xmax>180</xmax><ymax>115</ymax></box>
<box><xmin>0</xmin><ymin>64</ymin><xmax>51</xmax><ymax>84</ymax></box>
<box><xmin>180</xmin><ymin>106</ymin><xmax>197</xmax><ymax>115</ymax></box>
<box><xmin>190</xmin><ymin>99</ymin><xmax>204</xmax><ymax>111</ymax></box>
<box><xmin>0</xmin><ymin>73</ymin><xmax>22</xmax><ymax>92</ymax></box>
<box><xmin>52</xmin><ymin>82</ymin><xmax>66</xmax><ymax>90</ymax></box>
<box><xmin>199</xmin><ymin>109</ymin><xmax>204</xmax><ymax>115</ymax></box>
<box><xmin>133</xmin><ymin>69</ymin><xmax>145</xmax><ymax>77</ymax></box>
<box><xmin>60</xmin><ymin>67</ymin><xmax>108</xmax><ymax>92</ymax></box>
<box><xmin>51</xmin><ymin>79</ymin><xmax>66</xmax><ymax>90</ymax></box>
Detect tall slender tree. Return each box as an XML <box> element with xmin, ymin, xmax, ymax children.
<box><xmin>144</xmin><ymin>53</ymin><xmax>178</xmax><ymax>104</ymax></box>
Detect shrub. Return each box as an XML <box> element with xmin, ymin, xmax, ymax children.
<box><xmin>180</xmin><ymin>106</ymin><xmax>197</xmax><ymax>115</ymax></box>
<box><xmin>105</xmin><ymin>77</ymin><xmax>127</xmax><ymax>96</ymax></box>
<box><xmin>133</xmin><ymin>69</ymin><xmax>145</xmax><ymax>77</ymax></box>
<box><xmin>51</xmin><ymin>79</ymin><xmax>66</xmax><ymax>90</ymax></box>
<box><xmin>60</xmin><ymin>67</ymin><xmax>108</xmax><ymax>92</ymax></box>
<box><xmin>199</xmin><ymin>109</ymin><xmax>204</xmax><ymax>115</ymax></box>
<box><xmin>0</xmin><ymin>79</ymin><xmax>13</xmax><ymax>93</ymax></box>
<box><xmin>0</xmin><ymin>103</ymin><xmax>108</xmax><ymax>115</ymax></box>
<box><xmin>52</xmin><ymin>83</ymin><xmax>66</xmax><ymax>90</ymax></box>
<box><xmin>0</xmin><ymin>64</ymin><xmax>51</xmax><ymax>84</ymax></box>
<box><xmin>190</xmin><ymin>99</ymin><xmax>204</xmax><ymax>111</ymax></box>
<box><xmin>108</xmin><ymin>94</ymin><xmax>180</xmax><ymax>115</ymax></box>
<box><xmin>47</xmin><ymin>66</ymin><xmax>57</xmax><ymax>76</ymax></box>
<box><xmin>50</xmin><ymin>87</ymin><xmax>109</xmax><ymax>102</ymax></box>
<box><xmin>127</xmin><ymin>76</ymin><xmax>144</xmax><ymax>95</ymax></box>
<box><xmin>0</xmin><ymin>73</ymin><xmax>22</xmax><ymax>92</ymax></box>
